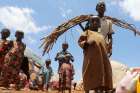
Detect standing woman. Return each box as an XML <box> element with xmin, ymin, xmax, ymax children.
<box><xmin>78</xmin><ymin>16</ymin><xmax>113</xmax><ymax>93</ymax></box>
<box><xmin>0</xmin><ymin>28</ymin><xmax>12</xmax><ymax>75</ymax></box>
<box><xmin>2</xmin><ymin>31</ymin><xmax>26</xmax><ymax>89</ymax></box>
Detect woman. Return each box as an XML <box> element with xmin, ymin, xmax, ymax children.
<box><xmin>78</xmin><ymin>16</ymin><xmax>113</xmax><ymax>93</ymax></box>
<box><xmin>0</xmin><ymin>28</ymin><xmax>12</xmax><ymax>75</ymax></box>
<box><xmin>2</xmin><ymin>31</ymin><xmax>26</xmax><ymax>89</ymax></box>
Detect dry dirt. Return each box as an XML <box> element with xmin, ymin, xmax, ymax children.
<box><xmin>0</xmin><ymin>88</ymin><xmax>84</xmax><ymax>93</ymax></box>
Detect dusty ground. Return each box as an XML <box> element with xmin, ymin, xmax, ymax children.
<box><xmin>0</xmin><ymin>88</ymin><xmax>84</xmax><ymax>93</ymax></box>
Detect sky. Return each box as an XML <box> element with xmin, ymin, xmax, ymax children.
<box><xmin>0</xmin><ymin>0</ymin><xmax>140</xmax><ymax>81</ymax></box>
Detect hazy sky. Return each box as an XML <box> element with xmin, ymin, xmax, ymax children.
<box><xmin>0</xmin><ymin>0</ymin><xmax>140</xmax><ymax>81</ymax></box>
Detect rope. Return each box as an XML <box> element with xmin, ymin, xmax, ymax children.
<box><xmin>64</xmin><ymin>14</ymin><xmax>68</xmax><ymax>43</ymax></box>
<box><xmin>71</xmin><ymin>28</ymin><xmax>79</xmax><ymax>45</ymax></box>
<box><xmin>70</xmin><ymin>28</ymin><xmax>83</xmax><ymax>44</ymax></box>
<box><xmin>47</xmin><ymin>52</ymin><xmax>50</xmax><ymax>59</ymax></box>
<box><xmin>64</xmin><ymin>31</ymin><xmax>67</xmax><ymax>43</ymax></box>
<box><xmin>70</xmin><ymin>28</ymin><xmax>75</xmax><ymax>42</ymax></box>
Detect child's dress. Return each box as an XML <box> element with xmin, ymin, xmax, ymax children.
<box><xmin>40</xmin><ymin>66</ymin><xmax>53</xmax><ymax>88</ymax></box>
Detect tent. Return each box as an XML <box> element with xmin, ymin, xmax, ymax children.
<box><xmin>23</xmin><ymin>48</ymin><xmax>44</xmax><ymax>80</ymax></box>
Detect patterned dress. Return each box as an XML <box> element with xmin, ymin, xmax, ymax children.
<box><xmin>59</xmin><ymin>62</ymin><xmax>74</xmax><ymax>89</ymax></box>
<box><xmin>2</xmin><ymin>41</ymin><xmax>26</xmax><ymax>85</ymax></box>
<box><xmin>0</xmin><ymin>40</ymin><xmax>12</xmax><ymax>73</ymax></box>
<box><xmin>55</xmin><ymin>50</ymin><xmax>74</xmax><ymax>89</ymax></box>
<box><xmin>55</xmin><ymin>50</ymin><xmax>74</xmax><ymax>73</ymax></box>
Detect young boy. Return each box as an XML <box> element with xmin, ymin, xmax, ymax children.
<box><xmin>40</xmin><ymin>59</ymin><xmax>53</xmax><ymax>91</ymax></box>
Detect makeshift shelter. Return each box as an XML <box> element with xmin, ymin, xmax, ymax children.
<box><xmin>23</xmin><ymin>48</ymin><xmax>44</xmax><ymax>81</ymax></box>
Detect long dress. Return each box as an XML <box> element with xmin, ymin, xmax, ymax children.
<box><xmin>59</xmin><ymin>62</ymin><xmax>74</xmax><ymax>89</ymax></box>
<box><xmin>0</xmin><ymin>40</ymin><xmax>12</xmax><ymax>73</ymax></box>
<box><xmin>2</xmin><ymin>41</ymin><xmax>26</xmax><ymax>85</ymax></box>
<box><xmin>40</xmin><ymin>66</ymin><xmax>53</xmax><ymax>87</ymax></box>
<box><xmin>78</xmin><ymin>30</ymin><xmax>113</xmax><ymax>91</ymax></box>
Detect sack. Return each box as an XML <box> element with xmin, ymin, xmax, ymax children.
<box><xmin>116</xmin><ymin>72</ymin><xmax>138</xmax><ymax>93</ymax></box>
<box><xmin>127</xmin><ymin>78</ymin><xmax>137</xmax><ymax>92</ymax></box>
<box><xmin>127</xmin><ymin>74</ymin><xmax>139</xmax><ymax>93</ymax></box>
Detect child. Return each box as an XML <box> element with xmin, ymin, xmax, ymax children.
<box><xmin>40</xmin><ymin>59</ymin><xmax>53</xmax><ymax>91</ymax></box>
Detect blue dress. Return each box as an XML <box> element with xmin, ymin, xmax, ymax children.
<box><xmin>40</xmin><ymin>66</ymin><xmax>53</xmax><ymax>86</ymax></box>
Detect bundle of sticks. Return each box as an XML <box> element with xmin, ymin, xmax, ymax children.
<box><xmin>40</xmin><ymin>14</ymin><xmax>140</xmax><ymax>55</ymax></box>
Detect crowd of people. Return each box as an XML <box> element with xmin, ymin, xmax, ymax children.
<box><xmin>0</xmin><ymin>29</ymin><xmax>26</xmax><ymax>89</ymax></box>
<box><xmin>0</xmin><ymin>28</ymin><xmax>75</xmax><ymax>92</ymax></box>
